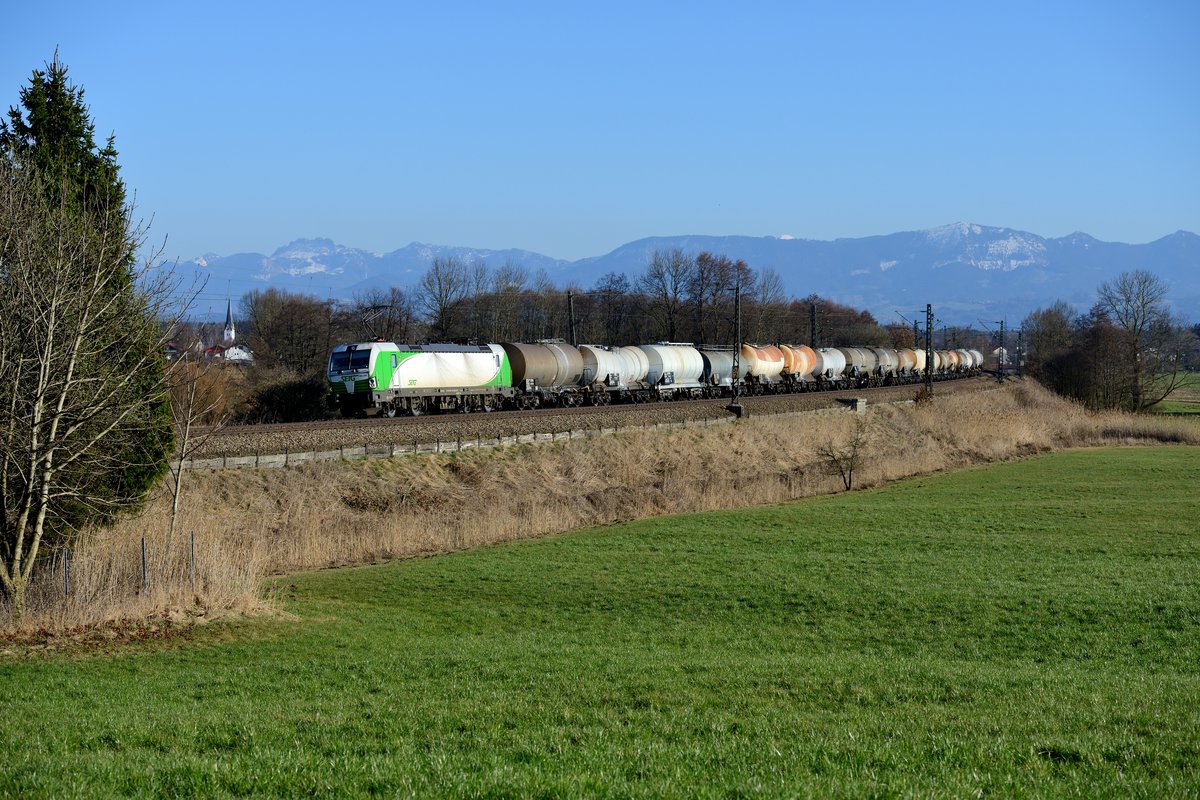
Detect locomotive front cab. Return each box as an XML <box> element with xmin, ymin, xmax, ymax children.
<box><xmin>328</xmin><ymin>341</ymin><xmax>398</xmax><ymax>415</ymax></box>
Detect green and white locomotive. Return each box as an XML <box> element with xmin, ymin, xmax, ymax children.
<box><xmin>328</xmin><ymin>341</ymin><xmax>513</xmax><ymax>416</ymax></box>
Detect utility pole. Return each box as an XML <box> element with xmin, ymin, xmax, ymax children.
<box><xmin>997</xmin><ymin>319</ymin><xmax>1006</xmax><ymax>381</ymax></box>
<box><xmin>727</xmin><ymin>278</ymin><xmax>745</xmax><ymax>418</ymax></box>
<box><xmin>566</xmin><ymin>291</ymin><xmax>577</xmax><ymax>348</ymax></box>
<box><xmin>912</xmin><ymin>319</ymin><xmax>919</xmax><ymax>349</ymax></box>
<box><xmin>925</xmin><ymin>303</ymin><xmax>934</xmax><ymax>396</ymax></box>
<box><xmin>1017</xmin><ymin>325</ymin><xmax>1025</xmax><ymax>376</ymax></box>
<box><xmin>809</xmin><ymin>302</ymin><xmax>818</xmax><ymax>349</ymax></box>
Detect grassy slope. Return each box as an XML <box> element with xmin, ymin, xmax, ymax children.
<box><xmin>2</xmin><ymin>447</ymin><xmax>1198</xmax><ymax>797</ymax></box>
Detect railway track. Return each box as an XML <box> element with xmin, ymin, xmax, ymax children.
<box><xmin>193</xmin><ymin>376</ymin><xmax>996</xmax><ymax>460</ymax></box>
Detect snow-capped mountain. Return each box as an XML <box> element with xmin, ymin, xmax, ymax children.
<box><xmin>184</xmin><ymin>225</ymin><xmax>1200</xmax><ymax>324</ymax></box>
<box><xmin>184</xmin><ymin>238</ymin><xmax>570</xmax><ymax>299</ymax></box>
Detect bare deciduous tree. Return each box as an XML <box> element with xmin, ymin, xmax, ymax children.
<box><xmin>638</xmin><ymin>249</ymin><xmax>692</xmax><ymax>342</ymax></box>
<box><xmin>490</xmin><ymin>260</ymin><xmax>528</xmax><ymax>343</ymax></box>
<box><xmin>346</xmin><ymin>286</ymin><xmax>419</xmax><ymax>343</ymax></box>
<box><xmin>418</xmin><ymin>256</ymin><xmax>469</xmax><ymax>340</ymax></box>
<box><xmin>689</xmin><ymin>252</ymin><xmax>735</xmax><ymax>345</ymax></box>
<box><xmin>817</xmin><ymin>415</ymin><xmax>872</xmax><ymax>491</ymax></box>
<box><xmin>468</xmin><ymin>260</ymin><xmax>490</xmax><ymax>342</ymax></box>
<box><xmin>162</xmin><ymin>354</ymin><xmax>230</xmax><ymax>543</ymax></box>
<box><xmin>240</xmin><ymin>288</ymin><xmax>331</xmax><ymax>375</ymax></box>
<box><xmin>1096</xmin><ymin>270</ymin><xmax>1191</xmax><ymax>411</ymax></box>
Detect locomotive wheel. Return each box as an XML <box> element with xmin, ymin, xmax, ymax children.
<box><xmin>409</xmin><ymin>405</ymin><xmax>423</xmax><ymax>417</ymax></box>
<box><xmin>384</xmin><ymin>405</ymin><xmax>397</xmax><ymax>418</ymax></box>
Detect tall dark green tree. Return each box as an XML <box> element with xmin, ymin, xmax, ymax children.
<box><xmin>1</xmin><ymin>52</ymin><xmax>127</xmax><ymax>239</ymax></box>
<box><xmin>1</xmin><ymin>55</ymin><xmax>174</xmax><ymax>619</ymax></box>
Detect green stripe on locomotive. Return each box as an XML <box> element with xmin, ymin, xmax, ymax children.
<box><xmin>493</xmin><ymin>350</ymin><xmax>513</xmax><ymax>387</ymax></box>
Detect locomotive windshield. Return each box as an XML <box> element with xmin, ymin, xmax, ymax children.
<box><xmin>330</xmin><ymin>349</ymin><xmax>371</xmax><ymax>372</ymax></box>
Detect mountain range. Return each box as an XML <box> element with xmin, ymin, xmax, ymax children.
<box><xmin>184</xmin><ymin>223</ymin><xmax>1200</xmax><ymax>326</ymax></box>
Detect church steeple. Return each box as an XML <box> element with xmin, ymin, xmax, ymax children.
<box><xmin>223</xmin><ymin>298</ymin><xmax>236</xmax><ymax>345</ymax></box>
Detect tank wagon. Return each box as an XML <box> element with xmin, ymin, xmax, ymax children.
<box><xmin>328</xmin><ymin>337</ymin><xmax>983</xmax><ymax>417</ymax></box>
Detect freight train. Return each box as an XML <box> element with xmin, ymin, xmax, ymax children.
<box><xmin>327</xmin><ymin>339</ymin><xmax>984</xmax><ymax>417</ymax></box>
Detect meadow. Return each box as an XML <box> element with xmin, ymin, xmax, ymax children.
<box><xmin>2</xmin><ymin>446</ymin><xmax>1197</xmax><ymax>797</ymax></box>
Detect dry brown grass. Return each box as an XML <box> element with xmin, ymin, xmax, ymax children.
<box><xmin>8</xmin><ymin>379</ymin><xmax>1198</xmax><ymax>631</ymax></box>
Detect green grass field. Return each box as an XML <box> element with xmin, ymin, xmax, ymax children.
<box><xmin>1152</xmin><ymin>372</ymin><xmax>1200</xmax><ymax>415</ymax></box>
<box><xmin>2</xmin><ymin>447</ymin><xmax>1198</xmax><ymax>797</ymax></box>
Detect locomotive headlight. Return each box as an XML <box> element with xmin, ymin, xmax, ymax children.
<box><xmin>368</xmin><ymin>376</ymin><xmax>377</xmax><ymax>388</ymax></box>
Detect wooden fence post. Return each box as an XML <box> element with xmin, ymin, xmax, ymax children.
<box><xmin>141</xmin><ymin>537</ymin><xmax>149</xmax><ymax>595</ymax></box>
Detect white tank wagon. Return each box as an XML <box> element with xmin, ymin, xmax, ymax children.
<box><xmin>617</xmin><ymin>346</ymin><xmax>650</xmax><ymax>385</ymax></box>
<box><xmin>579</xmin><ymin>345</ymin><xmax>623</xmax><ymax>387</ymax></box>
<box><xmin>816</xmin><ymin>348</ymin><xmax>848</xmax><ymax>382</ymax></box>
<box><xmin>638</xmin><ymin>343</ymin><xmax>706</xmax><ymax>394</ymax></box>
<box><xmin>700</xmin><ymin>349</ymin><xmax>737</xmax><ymax>387</ymax></box>
<box><xmin>810</xmin><ymin>349</ymin><xmax>826</xmax><ymax>380</ymax></box>
<box><xmin>328</xmin><ymin>341</ymin><xmax>513</xmax><ymax>416</ymax></box>
<box><xmin>869</xmin><ymin>348</ymin><xmax>900</xmax><ymax>379</ymax></box>
<box><xmin>836</xmin><ymin>347</ymin><xmax>872</xmax><ymax>378</ymax></box>
<box><xmin>967</xmin><ymin>349</ymin><xmax>985</xmax><ymax>370</ymax></box>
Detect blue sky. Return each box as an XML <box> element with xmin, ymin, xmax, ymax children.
<box><xmin>3</xmin><ymin>1</ymin><xmax>1197</xmax><ymax>262</ymax></box>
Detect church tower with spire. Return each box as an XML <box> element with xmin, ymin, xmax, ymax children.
<box><xmin>222</xmin><ymin>298</ymin><xmax>236</xmax><ymax>345</ymax></box>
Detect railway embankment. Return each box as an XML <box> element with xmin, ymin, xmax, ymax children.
<box><xmin>9</xmin><ymin>379</ymin><xmax>1199</xmax><ymax>631</ymax></box>
<box><xmin>191</xmin><ymin>376</ymin><xmax>995</xmax><ymax>462</ymax></box>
